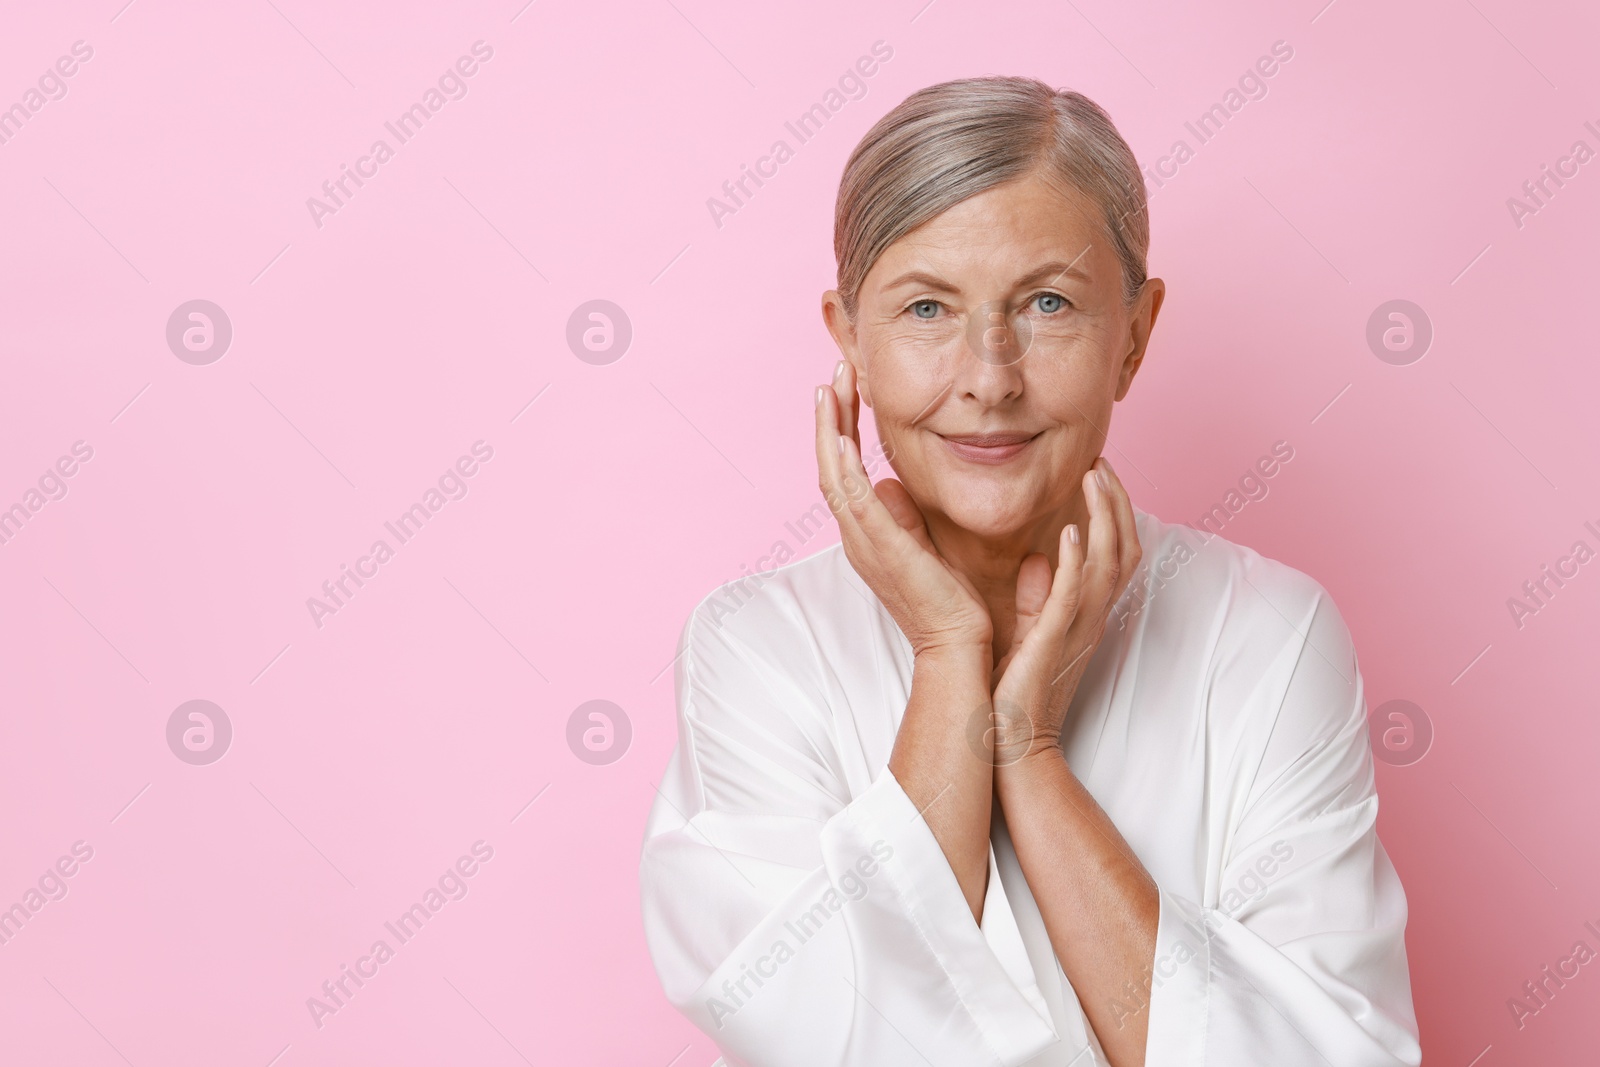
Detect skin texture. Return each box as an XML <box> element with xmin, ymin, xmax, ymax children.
<box><xmin>814</xmin><ymin>168</ymin><xmax>1167</xmax><ymax>1067</ymax></box>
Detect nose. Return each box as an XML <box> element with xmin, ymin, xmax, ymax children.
<box><xmin>954</xmin><ymin>305</ymin><xmax>1025</xmax><ymax>405</ymax></box>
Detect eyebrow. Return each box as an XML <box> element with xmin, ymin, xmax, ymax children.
<box><xmin>879</xmin><ymin>258</ymin><xmax>1094</xmax><ymax>294</ymax></box>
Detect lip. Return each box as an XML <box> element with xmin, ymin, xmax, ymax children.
<box><xmin>937</xmin><ymin>431</ymin><xmax>1041</xmax><ymax>465</ymax></box>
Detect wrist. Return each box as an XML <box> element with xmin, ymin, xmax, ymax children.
<box><xmin>913</xmin><ymin>640</ymin><xmax>992</xmax><ymax>679</ymax></box>
<box><xmin>995</xmin><ymin>739</ymin><xmax>1069</xmax><ymax>793</ymax></box>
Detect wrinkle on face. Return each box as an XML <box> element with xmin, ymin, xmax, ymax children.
<box><xmin>837</xmin><ymin>169</ymin><xmax>1151</xmax><ymax>552</ymax></box>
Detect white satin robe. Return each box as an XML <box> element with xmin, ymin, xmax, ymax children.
<box><xmin>640</xmin><ymin>507</ymin><xmax>1421</xmax><ymax>1066</ymax></box>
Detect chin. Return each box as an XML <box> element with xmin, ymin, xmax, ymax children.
<box><xmin>939</xmin><ymin>490</ymin><xmax>1042</xmax><ymax>540</ymax></box>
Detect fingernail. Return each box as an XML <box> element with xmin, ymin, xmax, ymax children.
<box><xmin>834</xmin><ymin>360</ymin><xmax>846</xmax><ymax>381</ymax></box>
<box><xmin>1095</xmin><ymin>468</ymin><xmax>1109</xmax><ymax>492</ymax></box>
<box><xmin>838</xmin><ymin>436</ymin><xmax>846</xmax><ymax>455</ymax></box>
<box><xmin>1067</xmin><ymin>523</ymin><xmax>1079</xmax><ymax>546</ymax></box>
<box><xmin>1101</xmin><ymin>458</ymin><xmax>1118</xmax><ymax>479</ymax></box>
<box><xmin>815</xmin><ymin>386</ymin><xmax>824</xmax><ymax>408</ymax></box>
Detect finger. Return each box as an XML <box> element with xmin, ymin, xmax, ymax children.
<box><xmin>837</xmin><ymin>432</ymin><xmax>921</xmax><ymax>553</ymax></box>
<box><xmin>1033</xmin><ymin>520</ymin><xmax>1085</xmax><ymax>642</ymax></box>
<box><xmin>1010</xmin><ymin>552</ymin><xmax>1053</xmax><ymax>650</ymax></box>
<box><xmin>814</xmin><ymin>380</ymin><xmax>841</xmax><ymax>499</ymax></box>
<box><xmin>819</xmin><ymin>390</ymin><xmax>904</xmax><ymax>586</ymax></box>
<box><xmin>831</xmin><ymin>360</ymin><xmax>860</xmax><ymax>447</ymax></box>
<box><xmin>1095</xmin><ymin>457</ymin><xmax>1142</xmax><ymax>603</ymax></box>
<box><xmin>815</xmin><ymin>382</ymin><xmax>862</xmax><ymax>535</ymax></box>
<box><xmin>1003</xmin><ymin>523</ymin><xmax>1087</xmax><ymax>693</ymax></box>
<box><xmin>873</xmin><ymin>477</ymin><xmax>938</xmax><ymax>552</ymax></box>
<box><xmin>1080</xmin><ymin>465</ymin><xmax>1122</xmax><ymax>614</ymax></box>
<box><xmin>819</xmin><ymin>388</ymin><xmax>971</xmax><ymax>607</ymax></box>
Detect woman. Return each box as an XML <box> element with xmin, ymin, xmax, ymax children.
<box><xmin>640</xmin><ymin>77</ymin><xmax>1420</xmax><ymax>1067</ymax></box>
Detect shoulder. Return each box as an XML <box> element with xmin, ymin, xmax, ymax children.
<box><xmin>1127</xmin><ymin>507</ymin><xmax>1351</xmax><ymax>665</ymax></box>
<box><xmin>1126</xmin><ymin>509</ymin><xmax>1363</xmax><ymax>759</ymax></box>
<box><xmin>680</xmin><ymin>539</ymin><xmax>859</xmax><ymax>659</ymax></box>
<box><xmin>669</xmin><ymin>542</ymin><xmax>863</xmax><ymax>792</ymax></box>
<box><xmin>672</xmin><ymin>539</ymin><xmax>879</xmax><ymax>735</ymax></box>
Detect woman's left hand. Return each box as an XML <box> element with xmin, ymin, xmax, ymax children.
<box><xmin>988</xmin><ymin>457</ymin><xmax>1142</xmax><ymax>767</ymax></box>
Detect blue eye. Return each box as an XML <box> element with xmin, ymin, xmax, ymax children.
<box><xmin>909</xmin><ymin>300</ymin><xmax>941</xmax><ymax>319</ymax></box>
<box><xmin>1035</xmin><ymin>292</ymin><xmax>1067</xmax><ymax>313</ymax></box>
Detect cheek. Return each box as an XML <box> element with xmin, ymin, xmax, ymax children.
<box><xmin>879</xmin><ymin>324</ymin><xmax>962</xmax><ymax>372</ymax></box>
<box><xmin>864</xmin><ymin>336</ymin><xmax>960</xmax><ymax>417</ymax></box>
<box><xmin>1024</xmin><ymin>311</ymin><xmax>1109</xmax><ymax>361</ymax></box>
<box><xmin>1028</xmin><ymin>327</ymin><xmax>1122</xmax><ymax>396</ymax></box>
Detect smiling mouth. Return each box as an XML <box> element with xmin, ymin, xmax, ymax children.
<box><xmin>936</xmin><ymin>431</ymin><xmax>1041</xmax><ymax>465</ymax></box>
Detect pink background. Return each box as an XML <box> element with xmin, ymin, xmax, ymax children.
<box><xmin>3</xmin><ymin>0</ymin><xmax>1597</xmax><ymax>1062</ymax></box>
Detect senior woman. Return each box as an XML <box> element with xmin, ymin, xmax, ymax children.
<box><xmin>640</xmin><ymin>77</ymin><xmax>1421</xmax><ymax>1067</ymax></box>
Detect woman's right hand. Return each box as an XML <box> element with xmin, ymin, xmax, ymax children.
<box><xmin>815</xmin><ymin>360</ymin><xmax>994</xmax><ymax>658</ymax></box>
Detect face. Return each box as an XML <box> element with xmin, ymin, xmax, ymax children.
<box><xmin>823</xmin><ymin>170</ymin><xmax>1164</xmax><ymax>543</ymax></box>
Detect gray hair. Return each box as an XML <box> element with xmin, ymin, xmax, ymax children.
<box><xmin>833</xmin><ymin>76</ymin><xmax>1149</xmax><ymax>320</ymax></box>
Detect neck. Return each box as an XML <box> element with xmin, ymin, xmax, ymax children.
<box><xmin>925</xmin><ymin>490</ymin><xmax>1094</xmax><ymax>660</ymax></box>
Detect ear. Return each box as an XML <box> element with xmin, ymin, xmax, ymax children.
<box><xmin>821</xmin><ymin>290</ymin><xmax>873</xmax><ymax>409</ymax></box>
<box><xmin>1114</xmin><ymin>277</ymin><xmax>1165</xmax><ymax>402</ymax></box>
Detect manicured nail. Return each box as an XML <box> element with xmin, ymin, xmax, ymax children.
<box><xmin>1101</xmin><ymin>458</ymin><xmax>1118</xmax><ymax>480</ymax></box>
<box><xmin>1067</xmin><ymin>523</ymin><xmax>1079</xmax><ymax>546</ymax></box>
<box><xmin>834</xmin><ymin>360</ymin><xmax>846</xmax><ymax>381</ymax></box>
<box><xmin>838</xmin><ymin>436</ymin><xmax>846</xmax><ymax>455</ymax></box>
<box><xmin>1095</xmin><ymin>467</ymin><xmax>1109</xmax><ymax>493</ymax></box>
<box><xmin>815</xmin><ymin>386</ymin><xmax>825</xmax><ymax>408</ymax></box>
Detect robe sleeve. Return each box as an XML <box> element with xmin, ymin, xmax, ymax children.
<box><xmin>1143</xmin><ymin>577</ymin><xmax>1423</xmax><ymax>1065</ymax></box>
<box><xmin>639</xmin><ymin>598</ymin><xmax>1061</xmax><ymax>1067</ymax></box>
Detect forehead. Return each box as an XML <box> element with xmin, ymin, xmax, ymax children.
<box><xmin>867</xmin><ymin>173</ymin><xmax>1116</xmax><ymax>290</ymax></box>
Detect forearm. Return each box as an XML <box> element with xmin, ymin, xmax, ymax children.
<box><xmin>997</xmin><ymin>750</ymin><xmax>1159</xmax><ymax>1067</ymax></box>
<box><xmin>887</xmin><ymin>643</ymin><xmax>995</xmax><ymax>923</ymax></box>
